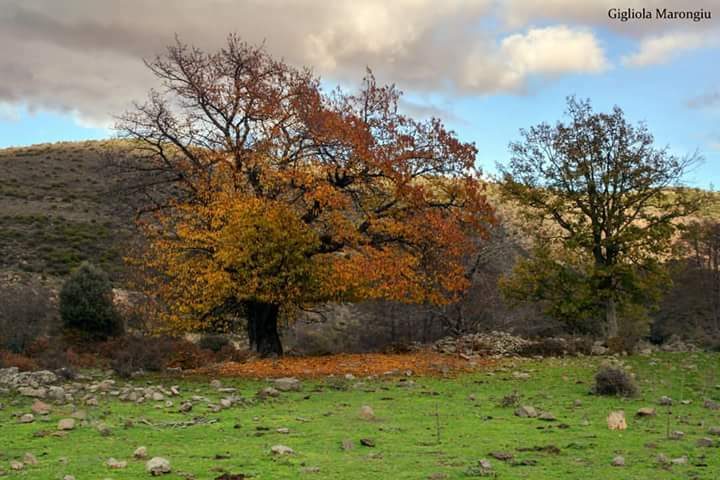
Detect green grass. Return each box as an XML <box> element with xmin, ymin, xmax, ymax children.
<box><xmin>2</xmin><ymin>353</ymin><xmax>720</xmax><ymax>479</ymax></box>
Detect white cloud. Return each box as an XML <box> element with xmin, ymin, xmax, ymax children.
<box><xmin>622</xmin><ymin>31</ymin><xmax>719</xmax><ymax>67</ymax></box>
<box><xmin>463</xmin><ymin>26</ymin><xmax>609</xmax><ymax>92</ymax></box>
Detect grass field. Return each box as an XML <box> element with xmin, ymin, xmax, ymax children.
<box><xmin>2</xmin><ymin>352</ymin><xmax>720</xmax><ymax>479</ymax></box>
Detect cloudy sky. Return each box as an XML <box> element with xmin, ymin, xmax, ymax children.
<box><xmin>1</xmin><ymin>0</ymin><xmax>719</xmax><ymax>186</ymax></box>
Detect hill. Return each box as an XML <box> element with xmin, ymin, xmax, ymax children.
<box><xmin>0</xmin><ymin>140</ymin><xmax>133</xmax><ymax>284</ymax></box>
<box><xmin>1</xmin><ymin>139</ymin><xmax>718</xmax><ymax>285</ymax></box>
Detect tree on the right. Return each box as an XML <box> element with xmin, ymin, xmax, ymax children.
<box><xmin>499</xmin><ymin>96</ymin><xmax>707</xmax><ymax>341</ymax></box>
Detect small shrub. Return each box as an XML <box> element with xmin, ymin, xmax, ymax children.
<box><xmin>59</xmin><ymin>262</ymin><xmax>123</xmax><ymax>339</ymax></box>
<box><xmin>0</xmin><ymin>351</ymin><xmax>39</xmax><ymax>371</ymax></box>
<box><xmin>593</xmin><ymin>365</ymin><xmax>638</xmax><ymax>397</ymax></box>
<box><xmin>198</xmin><ymin>334</ymin><xmax>230</xmax><ymax>353</ymax></box>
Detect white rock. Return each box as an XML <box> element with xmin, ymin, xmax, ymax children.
<box><xmin>271</xmin><ymin>445</ymin><xmax>294</xmax><ymax>455</ymax></box>
<box><xmin>134</xmin><ymin>446</ymin><xmax>148</xmax><ymax>459</ymax></box>
<box><xmin>146</xmin><ymin>457</ymin><xmax>171</xmax><ymax>475</ymax></box>
<box><xmin>106</xmin><ymin>458</ymin><xmax>127</xmax><ymax>469</ymax></box>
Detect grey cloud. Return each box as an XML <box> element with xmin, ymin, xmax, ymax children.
<box><xmin>0</xmin><ymin>0</ymin><xmax>703</xmax><ymax>127</ymax></box>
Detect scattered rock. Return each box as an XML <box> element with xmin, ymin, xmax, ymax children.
<box><xmin>607</xmin><ymin>411</ymin><xmax>627</xmax><ymax>430</ymax></box>
<box><xmin>71</xmin><ymin>410</ymin><xmax>87</xmax><ymax>420</ymax></box>
<box><xmin>96</xmin><ymin>423</ymin><xmax>112</xmax><ymax>436</ymax></box>
<box><xmin>669</xmin><ymin>431</ymin><xmax>684</xmax><ymax>440</ymax></box>
<box><xmin>31</xmin><ymin>400</ymin><xmax>51</xmax><ymax>415</ymax></box>
<box><xmin>656</xmin><ymin>453</ymin><xmax>670</xmax><ymax>465</ymax></box>
<box><xmin>434</xmin><ymin>331</ymin><xmax>531</xmax><ymax>356</ymax></box>
<box><xmin>704</xmin><ymin>399</ymin><xmax>720</xmax><ymax>410</ymax></box>
<box><xmin>538</xmin><ymin>412</ymin><xmax>556</xmax><ymax>421</ymax></box>
<box><xmin>274</xmin><ymin>377</ymin><xmax>301</xmax><ymax>392</ymax></box>
<box><xmin>210</xmin><ymin>380</ymin><xmax>222</xmax><ymax>389</ymax></box>
<box><xmin>515</xmin><ymin>405</ymin><xmax>538</xmax><ymax>418</ymax></box>
<box><xmin>146</xmin><ymin>457</ymin><xmax>171</xmax><ymax>475</ymax></box>
<box><xmin>697</xmin><ymin>437</ymin><xmax>714</xmax><ymax>447</ymax></box>
<box><xmin>57</xmin><ymin>419</ymin><xmax>76</xmax><ymax>431</ymax></box>
<box><xmin>257</xmin><ymin>387</ymin><xmax>280</xmax><ymax>399</ymax></box>
<box><xmin>489</xmin><ymin>451</ymin><xmax>513</xmax><ymax>461</ymax></box>
<box><xmin>22</xmin><ymin>453</ymin><xmax>38</xmax><ymax>465</ymax></box>
<box><xmin>276</xmin><ymin>427</ymin><xmax>290</xmax><ymax>434</ymax></box>
<box><xmin>658</xmin><ymin>396</ymin><xmax>673</xmax><ymax>406</ymax></box>
<box><xmin>270</xmin><ymin>445</ymin><xmax>294</xmax><ymax>455</ymax></box>
<box><xmin>636</xmin><ymin>407</ymin><xmax>656</xmax><ymax>417</ymax></box>
<box><xmin>18</xmin><ymin>413</ymin><xmax>35</xmax><ymax>424</ymax></box>
<box><xmin>671</xmin><ymin>456</ymin><xmax>688</xmax><ymax>465</ymax></box>
<box><xmin>18</xmin><ymin>386</ymin><xmax>47</xmax><ymax>398</ymax></box>
<box><xmin>9</xmin><ymin>461</ymin><xmax>23</xmax><ymax>471</ymax></box>
<box><xmin>341</xmin><ymin>439</ymin><xmax>354</xmax><ymax>451</ymax></box>
<box><xmin>611</xmin><ymin>455</ymin><xmax>625</xmax><ymax>467</ymax></box>
<box><xmin>359</xmin><ymin>405</ymin><xmax>375</xmax><ymax>420</ymax></box>
<box><xmin>179</xmin><ymin>401</ymin><xmax>193</xmax><ymax>412</ymax></box>
<box><xmin>708</xmin><ymin>426</ymin><xmax>720</xmax><ymax>436</ymax></box>
<box><xmin>106</xmin><ymin>458</ymin><xmax>127</xmax><ymax>469</ymax></box>
<box><xmin>134</xmin><ymin>446</ymin><xmax>148</xmax><ymax>459</ymax></box>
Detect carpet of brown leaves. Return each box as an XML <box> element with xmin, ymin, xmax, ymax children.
<box><xmin>196</xmin><ymin>351</ymin><xmax>493</xmax><ymax>379</ymax></box>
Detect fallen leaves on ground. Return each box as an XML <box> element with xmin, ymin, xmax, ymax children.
<box><xmin>194</xmin><ymin>351</ymin><xmax>492</xmax><ymax>378</ymax></box>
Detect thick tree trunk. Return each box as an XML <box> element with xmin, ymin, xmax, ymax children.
<box><xmin>605</xmin><ymin>297</ymin><xmax>618</xmax><ymax>340</ymax></box>
<box><xmin>246</xmin><ymin>301</ymin><xmax>283</xmax><ymax>357</ymax></box>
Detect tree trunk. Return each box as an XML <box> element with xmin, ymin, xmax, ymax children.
<box><xmin>606</xmin><ymin>297</ymin><xmax>618</xmax><ymax>340</ymax></box>
<box><xmin>245</xmin><ymin>301</ymin><xmax>283</xmax><ymax>357</ymax></box>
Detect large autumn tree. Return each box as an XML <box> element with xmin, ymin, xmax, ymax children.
<box><xmin>499</xmin><ymin>97</ymin><xmax>704</xmax><ymax>340</ymax></box>
<box><xmin>118</xmin><ymin>36</ymin><xmax>494</xmax><ymax>356</ymax></box>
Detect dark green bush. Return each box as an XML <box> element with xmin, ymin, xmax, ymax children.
<box><xmin>59</xmin><ymin>262</ymin><xmax>123</xmax><ymax>339</ymax></box>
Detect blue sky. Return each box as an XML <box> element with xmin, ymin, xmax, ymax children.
<box><xmin>1</xmin><ymin>1</ymin><xmax>718</xmax><ymax>187</ymax></box>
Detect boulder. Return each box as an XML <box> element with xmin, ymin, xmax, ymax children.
<box><xmin>515</xmin><ymin>405</ymin><xmax>538</xmax><ymax>418</ymax></box>
<box><xmin>31</xmin><ymin>400</ymin><xmax>52</xmax><ymax>415</ymax></box>
<box><xmin>106</xmin><ymin>458</ymin><xmax>127</xmax><ymax>469</ymax></box>
<box><xmin>607</xmin><ymin>411</ymin><xmax>627</xmax><ymax>430</ymax></box>
<box><xmin>134</xmin><ymin>446</ymin><xmax>148</xmax><ymax>459</ymax></box>
<box><xmin>274</xmin><ymin>377</ymin><xmax>301</xmax><ymax>392</ymax></box>
<box><xmin>359</xmin><ymin>405</ymin><xmax>375</xmax><ymax>420</ymax></box>
<box><xmin>57</xmin><ymin>418</ymin><xmax>76</xmax><ymax>431</ymax></box>
<box><xmin>271</xmin><ymin>445</ymin><xmax>294</xmax><ymax>455</ymax></box>
<box><xmin>146</xmin><ymin>457</ymin><xmax>171</xmax><ymax>476</ymax></box>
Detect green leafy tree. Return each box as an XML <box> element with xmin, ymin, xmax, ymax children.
<box><xmin>60</xmin><ymin>262</ymin><xmax>123</xmax><ymax>339</ymax></box>
<box><xmin>499</xmin><ymin>97</ymin><xmax>705</xmax><ymax>339</ymax></box>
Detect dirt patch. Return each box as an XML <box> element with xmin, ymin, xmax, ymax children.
<box><xmin>194</xmin><ymin>351</ymin><xmax>492</xmax><ymax>378</ymax></box>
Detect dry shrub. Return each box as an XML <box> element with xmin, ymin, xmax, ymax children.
<box><xmin>0</xmin><ymin>351</ymin><xmax>39</xmax><ymax>371</ymax></box>
<box><xmin>99</xmin><ymin>335</ymin><xmax>213</xmax><ymax>377</ymax></box>
<box><xmin>594</xmin><ymin>365</ymin><xmax>638</xmax><ymax>397</ymax></box>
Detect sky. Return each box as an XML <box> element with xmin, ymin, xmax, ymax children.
<box><xmin>0</xmin><ymin>0</ymin><xmax>719</xmax><ymax>187</ymax></box>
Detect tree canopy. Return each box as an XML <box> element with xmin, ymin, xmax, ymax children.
<box><xmin>499</xmin><ymin>97</ymin><xmax>704</xmax><ymax>338</ymax></box>
<box><xmin>119</xmin><ymin>36</ymin><xmax>495</xmax><ymax>355</ymax></box>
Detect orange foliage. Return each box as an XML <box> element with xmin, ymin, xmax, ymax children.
<box><xmin>195</xmin><ymin>351</ymin><xmax>491</xmax><ymax>379</ymax></box>
<box><xmin>121</xmin><ymin>36</ymin><xmax>496</xmax><ymax>334</ymax></box>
